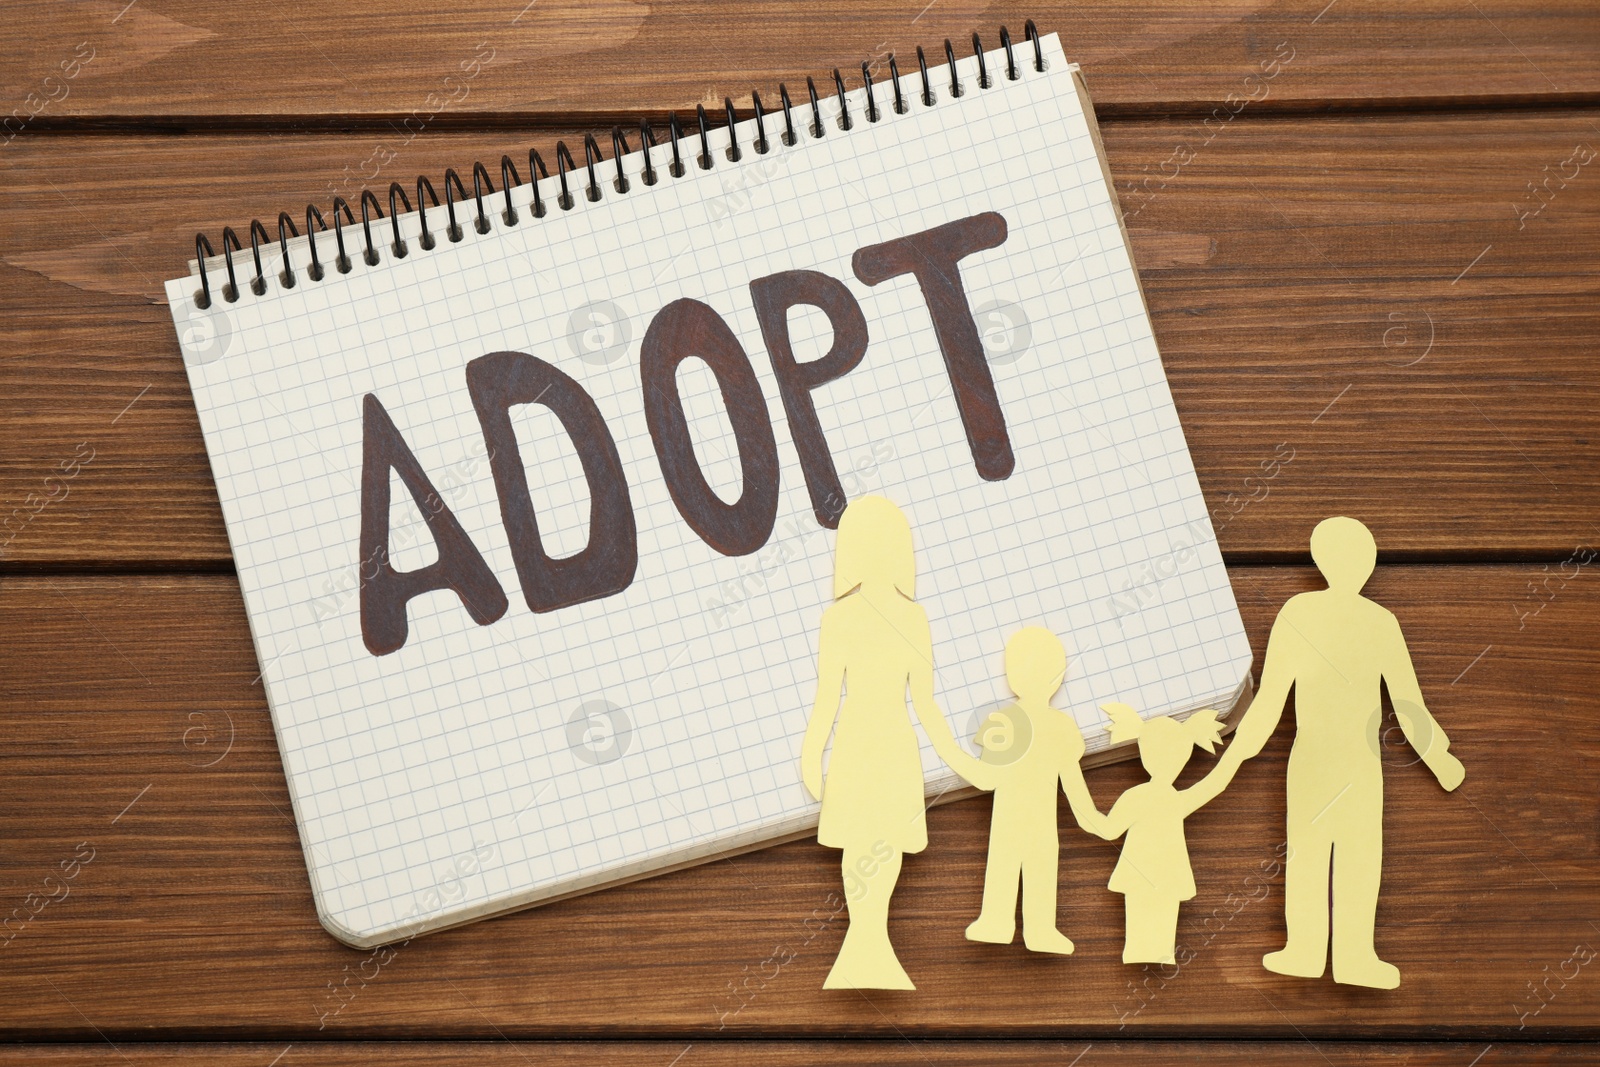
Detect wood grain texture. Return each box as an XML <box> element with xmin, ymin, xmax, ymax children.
<box><xmin>0</xmin><ymin>567</ymin><xmax>1593</xmax><ymax>1037</ymax></box>
<box><xmin>1</xmin><ymin>0</ymin><xmax>1598</xmax><ymax>124</ymax></box>
<box><xmin>4</xmin><ymin>1</ymin><xmax>1597</xmax><ymax>1052</ymax></box>
<box><xmin>0</xmin><ymin>1042</ymin><xmax>1587</xmax><ymax>1066</ymax></box>
<box><xmin>2</xmin><ymin>113</ymin><xmax>1598</xmax><ymax>565</ymax></box>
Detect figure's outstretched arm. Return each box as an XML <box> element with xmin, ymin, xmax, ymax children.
<box><xmin>1178</xmin><ymin>749</ymin><xmax>1243</xmax><ymax>818</ymax></box>
<box><xmin>1381</xmin><ymin>615</ymin><xmax>1465</xmax><ymax>791</ymax></box>
<box><xmin>910</xmin><ymin>671</ymin><xmax>995</xmax><ymax>791</ymax></box>
<box><xmin>801</xmin><ymin>614</ymin><xmax>845</xmax><ymax>802</ymax></box>
<box><xmin>1061</xmin><ymin>761</ymin><xmax>1115</xmax><ymax>839</ymax></box>
<box><xmin>907</xmin><ymin>615</ymin><xmax>995</xmax><ymax>791</ymax></box>
<box><xmin>1100</xmin><ymin>794</ymin><xmax>1136</xmax><ymax>840</ymax></box>
<box><xmin>1220</xmin><ymin>610</ymin><xmax>1296</xmax><ymax>766</ymax></box>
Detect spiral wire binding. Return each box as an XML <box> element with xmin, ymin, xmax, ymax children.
<box><xmin>189</xmin><ymin>23</ymin><xmax>1048</xmax><ymax>310</ymax></box>
<box><xmin>498</xmin><ymin>157</ymin><xmax>520</xmax><ymax>225</ymax></box>
<box><xmin>695</xmin><ymin>105</ymin><xmax>714</xmax><ymax>169</ymax></box>
<box><xmin>777</xmin><ymin>85</ymin><xmax>797</xmax><ymax>147</ymax></box>
<box><xmin>804</xmin><ymin>77</ymin><xmax>823</xmax><ymax>139</ymax></box>
<box><xmin>612</xmin><ymin>128</ymin><xmax>632</xmax><ymax>191</ymax></box>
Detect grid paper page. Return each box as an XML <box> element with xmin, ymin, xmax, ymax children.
<box><xmin>166</xmin><ymin>34</ymin><xmax>1252</xmax><ymax>946</ymax></box>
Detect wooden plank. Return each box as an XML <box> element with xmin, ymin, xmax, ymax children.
<box><xmin>0</xmin><ymin>566</ymin><xmax>1594</xmax><ymax>1036</ymax></box>
<box><xmin>2</xmin><ymin>114</ymin><xmax>1598</xmax><ymax>565</ymax></box>
<box><xmin>0</xmin><ymin>1042</ymin><xmax>1588</xmax><ymax>1065</ymax></box>
<box><xmin>2</xmin><ymin>1</ymin><xmax>1598</xmax><ymax>125</ymax></box>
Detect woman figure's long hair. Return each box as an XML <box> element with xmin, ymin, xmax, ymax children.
<box><xmin>832</xmin><ymin>495</ymin><xmax>915</xmax><ymax>600</ymax></box>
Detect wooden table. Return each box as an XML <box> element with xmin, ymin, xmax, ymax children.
<box><xmin>2</xmin><ymin>2</ymin><xmax>1598</xmax><ymax>1062</ymax></box>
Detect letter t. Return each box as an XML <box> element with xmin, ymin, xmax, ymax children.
<box><xmin>852</xmin><ymin>211</ymin><xmax>1013</xmax><ymax>481</ymax></box>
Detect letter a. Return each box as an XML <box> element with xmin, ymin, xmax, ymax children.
<box><xmin>358</xmin><ymin>393</ymin><xmax>508</xmax><ymax>656</ymax></box>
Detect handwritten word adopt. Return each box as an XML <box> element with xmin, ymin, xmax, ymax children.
<box><xmin>355</xmin><ymin>213</ymin><xmax>1018</xmax><ymax>656</ymax></box>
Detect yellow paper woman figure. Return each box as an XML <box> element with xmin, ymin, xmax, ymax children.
<box><xmin>1065</xmin><ymin>703</ymin><xmax>1237</xmax><ymax>965</ymax></box>
<box><xmin>801</xmin><ymin>495</ymin><xmax>991</xmax><ymax>990</ymax></box>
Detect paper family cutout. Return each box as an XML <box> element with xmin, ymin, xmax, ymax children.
<box><xmin>965</xmin><ymin>628</ymin><xmax>1080</xmax><ymax>957</ymax></box>
<box><xmin>800</xmin><ymin>495</ymin><xmax>992</xmax><ymax>989</ymax></box>
<box><xmin>1220</xmin><ymin>514</ymin><xmax>1465</xmax><ymax>989</ymax></box>
<box><xmin>1066</xmin><ymin>702</ymin><xmax>1236</xmax><ymax>966</ymax></box>
<box><xmin>803</xmin><ymin>501</ymin><xmax>1465</xmax><ymax>991</ymax></box>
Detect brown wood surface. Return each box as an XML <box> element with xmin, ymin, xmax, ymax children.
<box><xmin>3</xmin><ymin>112</ymin><xmax>1598</xmax><ymax>565</ymax></box>
<box><xmin>2</xmin><ymin>1</ymin><xmax>1599</xmax><ymax>123</ymax></box>
<box><xmin>3</xmin><ymin>0</ymin><xmax>1598</xmax><ymax>1058</ymax></box>
<box><xmin>0</xmin><ymin>568</ymin><xmax>1594</xmax><ymax>1039</ymax></box>
<box><xmin>0</xmin><ymin>1043</ymin><xmax>1589</xmax><ymax>1066</ymax></box>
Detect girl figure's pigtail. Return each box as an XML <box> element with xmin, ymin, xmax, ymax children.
<box><xmin>1101</xmin><ymin>702</ymin><xmax>1144</xmax><ymax>745</ymax></box>
<box><xmin>1183</xmin><ymin>709</ymin><xmax>1224</xmax><ymax>753</ymax></box>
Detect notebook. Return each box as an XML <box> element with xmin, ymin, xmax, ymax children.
<box><xmin>166</xmin><ymin>28</ymin><xmax>1253</xmax><ymax>947</ymax></box>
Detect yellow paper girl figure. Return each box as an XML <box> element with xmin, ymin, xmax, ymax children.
<box><xmin>801</xmin><ymin>495</ymin><xmax>992</xmax><ymax>990</ymax></box>
<box><xmin>1065</xmin><ymin>703</ymin><xmax>1237</xmax><ymax>965</ymax></box>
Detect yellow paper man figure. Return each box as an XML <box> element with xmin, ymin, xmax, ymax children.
<box><xmin>801</xmin><ymin>496</ymin><xmax>992</xmax><ymax>990</ymax></box>
<box><xmin>1065</xmin><ymin>703</ymin><xmax>1236</xmax><ymax>965</ymax></box>
<box><xmin>965</xmin><ymin>627</ymin><xmax>1085</xmax><ymax>955</ymax></box>
<box><xmin>1217</xmin><ymin>516</ymin><xmax>1465</xmax><ymax>989</ymax></box>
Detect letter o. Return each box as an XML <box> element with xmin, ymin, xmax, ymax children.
<box><xmin>640</xmin><ymin>298</ymin><xmax>779</xmax><ymax>557</ymax></box>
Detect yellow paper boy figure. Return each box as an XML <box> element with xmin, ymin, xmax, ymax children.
<box><xmin>964</xmin><ymin>627</ymin><xmax>1085</xmax><ymax>955</ymax></box>
<box><xmin>1065</xmin><ymin>703</ymin><xmax>1237</xmax><ymax>965</ymax></box>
